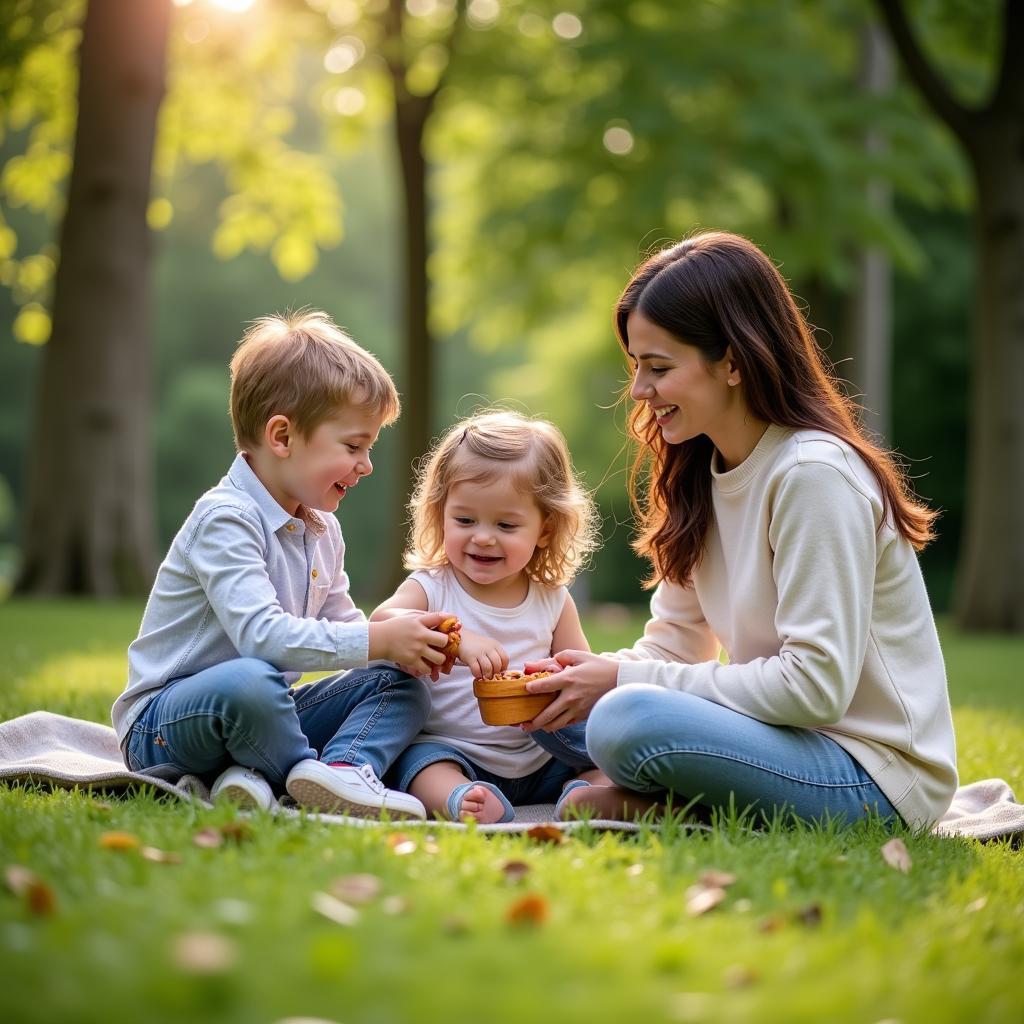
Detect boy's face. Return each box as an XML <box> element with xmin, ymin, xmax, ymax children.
<box><xmin>270</xmin><ymin>406</ymin><xmax>384</xmax><ymax>515</ymax></box>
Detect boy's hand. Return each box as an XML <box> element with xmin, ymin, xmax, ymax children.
<box><xmin>458</xmin><ymin>630</ymin><xmax>509</xmax><ymax>681</ymax></box>
<box><xmin>368</xmin><ymin>612</ymin><xmax>450</xmax><ymax>678</ymax></box>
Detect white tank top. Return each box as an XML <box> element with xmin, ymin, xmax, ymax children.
<box><xmin>408</xmin><ymin>566</ymin><xmax>567</xmax><ymax>777</ymax></box>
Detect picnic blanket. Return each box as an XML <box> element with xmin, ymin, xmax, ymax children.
<box><xmin>2</xmin><ymin>711</ymin><xmax>1022</xmax><ymax>841</ymax></box>
<box><xmin>0</xmin><ymin>711</ymin><xmax>638</xmax><ymax>833</ymax></box>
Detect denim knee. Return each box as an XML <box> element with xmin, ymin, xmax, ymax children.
<box><xmin>586</xmin><ymin>685</ymin><xmax>663</xmax><ymax>780</ymax></box>
<box><xmin>380</xmin><ymin>668</ymin><xmax>432</xmax><ymax>719</ymax></box>
<box><xmin>210</xmin><ymin>658</ymin><xmax>289</xmax><ymax>720</ymax></box>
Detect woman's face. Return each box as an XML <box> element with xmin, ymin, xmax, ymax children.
<box><xmin>626</xmin><ymin>310</ymin><xmax>738</xmax><ymax>447</ymax></box>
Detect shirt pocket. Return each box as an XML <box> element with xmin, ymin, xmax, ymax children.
<box><xmin>307</xmin><ymin>582</ymin><xmax>331</xmax><ymax>617</ymax></box>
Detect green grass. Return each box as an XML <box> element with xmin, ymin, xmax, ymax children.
<box><xmin>1</xmin><ymin>600</ymin><xmax>1022</xmax><ymax>1024</ymax></box>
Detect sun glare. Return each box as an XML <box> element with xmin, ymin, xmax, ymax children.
<box><xmin>174</xmin><ymin>0</ymin><xmax>258</xmax><ymax>11</ymax></box>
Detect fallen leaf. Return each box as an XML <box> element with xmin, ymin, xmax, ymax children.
<box><xmin>193</xmin><ymin>828</ymin><xmax>224</xmax><ymax>849</ymax></box>
<box><xmin>965</xmin><ymin>896</ymin><xmax>987</xmax><ymax>914</ymax></box>
<box><xmin>525</xmin><ymin>824</ymin><xmax>565</xmax><ymax>845</ymax></box>
<box><xmin>501</xmin><ymin>860</ymin><xmax>531</xmax><ymax>883</ymax></box>
<box><xmin>505</xmin><ymin>893</ymin><xmax>548</xmax><ymax>927</ymax></box>
<box><xmin>386</xmin><ymin>833</ymin><xmax>417</xmax><ymax>855</ymax></box>
<box><xmin>5</xmin><ymin>865</ymin><xmax>37</xmax><ymax>896</ymax></box>
<box><xmin>219</xmin><ymin>821</ymin><xmax>253</xmax><ymax>844</ymax></box>
<box><xmin>685</xmin><ymin>884</ymin><xmax>727</xmax><ymax>917</ymax></box>
<box><xmin>722</xmin><ymin>964</ymin><xmax>759</xmax><ymax>989</ymax></box>
<box><xmin>794</xmin><ymin>903</ymin><xmax>823</xmax><ymax>928</ymax></box>
<box><xmin>172</xmin><ymin>931</ymin><xmax>238</xmax><ymax>974</ymax></box>
<box><xmin>699</xmin><ymin>870</ymin><xmax>737</xmax><ymax>889</ymax></box>
<box><xmin>625</xmin><ymin>863</ymin><xmax>644</xmax><ymax>877</ymax></box>
<box><xmin>329</xmin><ymin>874</ymin><xmax>381</xmax><ymax>905</ymax></box>
<box><xmin>311</xmin><ymin>891</ymin><xmax>359</xmax><ymax>926</ymax></box>
<box><xmin>98</xmin><ymin>831</ymin><xmax>141</xmax><ymax>851</ymax></box>
<box><xmin>880</xmin><ymin>838</ymin><xmax>912</xmax><ymax>873</ymax></box>
<box><xmin>140</xmin><ymin>846</ymin><xmax>182</xmax><ymax>865</ymax></box>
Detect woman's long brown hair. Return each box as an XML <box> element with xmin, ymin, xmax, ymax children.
<box><xmin>616</xmin><ymin>231</ymin><xmax>937</xmax><ymax>588</ymax></box>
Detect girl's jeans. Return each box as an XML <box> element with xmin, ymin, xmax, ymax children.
<box><xmin>586</xmin><ymin>685</ymin><xmax>900</xmax><ymax>825</ymax></box>
<box><xmin>388</xmin><ymin>722</ymin><xmax>594</xmax><ymax>803</ymax></box>
<box><xmin>124</xmin><ymin>659</ymin><xmax>431</xmax><ymax>790</ymax></box>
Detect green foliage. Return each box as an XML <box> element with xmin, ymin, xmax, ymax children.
<box><xmin>1</xmin><ymin>600</ymin><xmax>1022</xmax><ymax>1023</ymax></box>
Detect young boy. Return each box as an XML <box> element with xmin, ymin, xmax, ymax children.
<box><xmin>111</xmin><ymin>310</ymin><xmax>449</xmax><ymax>819</ymax></box>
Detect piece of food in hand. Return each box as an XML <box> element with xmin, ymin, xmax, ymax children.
<box><xmin>438</xmin><ymin>616</ymin><xmax>462</xmax><ymax>674</ymax></box>
<box><xmin>473</xmin><ymin>670</ymin><xmax>556</xmax><ymax>726</ymax></box>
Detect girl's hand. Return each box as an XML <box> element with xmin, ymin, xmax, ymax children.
<box><xmin>457</xmin><ymin>630</ymin><xmax>509</xmax><ymax>680</ymax></box>
<box><xmin>520</xmin><ymin>650</ymin><xmax>619</xmax><ymax>733</ymax></box>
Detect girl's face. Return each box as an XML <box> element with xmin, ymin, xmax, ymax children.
<box><xmin>442</xmin><ymin>475</ymin><xmax>549</xmax><ymax>600</ymax></box>
<box><xmin>626</xmin><ymin>310</ymin><xmax>739</xmax><ymax>448</ymax></box>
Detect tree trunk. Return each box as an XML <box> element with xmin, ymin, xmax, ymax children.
<box><xmin>847</xmin><ymin>21</ymin><xmax>893</xmax><ymax>443</ymax></box>
<box><xmin>876</xmin><ymin>0</ymin><xmax>1024</xmax><ymax>630</ymax></box>
<box><xmin>954</xmin><ymin>140</ymin><xmax>1024</xmax><ymax>630</ymax></box>
<box><xmin>15</xmin><ymin>0</ymin><xmax>170</xmax><ymax>596</ymax></box>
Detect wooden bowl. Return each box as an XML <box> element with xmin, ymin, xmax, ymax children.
<box><xmin>472</xmin><ymin>671</ymin><xmax>556</xmax><ymax>726</ymax></box>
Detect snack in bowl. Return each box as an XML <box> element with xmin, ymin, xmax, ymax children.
<box><xmin>438</xmin><ymin>616</ymin><xmax>461</xmax><ymax>674</ymax></box>
<box><xmin>472</xmin><ymin>670</ymin><xmax>556</xmax><ymax>726</ymax></box>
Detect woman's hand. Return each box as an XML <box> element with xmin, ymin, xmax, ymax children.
<box><xmin>520</xmin><ymin>650</ymin><xmax>619</xmax><ymax>733</ymax></box>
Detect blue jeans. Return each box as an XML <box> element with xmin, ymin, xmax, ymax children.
<box><xmin>124</xmin><ymin>659</ymin><xmax>431</xmax><ymax>790</ymax></box>
<box><xmin>586</xmin><ymin>686</ymin><xmax>901</xmax><ymax>825</ymax></box>
<box><xmin>387</xmin><ymin>722</ymin><xmax>592</xmax><ymax>805</ymax></box>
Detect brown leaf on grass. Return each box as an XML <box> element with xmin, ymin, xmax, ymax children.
<box><xmin>386</xmin><ymin>833</ymin><xmax>417</xmax><ymax>856</ymax></box>
<box><xmin>501</xmin><ymin>860</ymin><xmax>531</xmax><ymax>883</ymax></box>
<box><xmin>311</xmin><ymin>891</ymin><xmax>359</xmax><ymax>926</ymax></box>
<box><xmin>699</xmin><ymin>870</ymin><xmax>737</xmax><ymax>889</ymax></box>
<box><xmin>794</xmin><ymin>903</ymin><xmax>823</xmax><ymax>928</ymax></box>
<box><xmin>172</xmin><ymin>930</ymin><xmax>238</xmax><ymax>974</ymax></box>
<box><xmin>505</xmin><ymin>892</ymin><xmax>548</xmax><ymax>927</ymax></box>
<box><xmin>140</xmin><ymin>846</ymin><xmax>182</xmax><ymax>865</ymax></box>
<box><xmin>722</xmin><ymin>965</ymin><xmax>759</xmax><ymax>989</ymax></box>
<box><xmin>684</xmin><ymin>884</ymin><xmax>727</xmax><ymax>917</ymax></box>
<box><xmin>329</xmin><ymin>874</ymin><xmax>381</xmax><ymax>905</ymax></box>
<box><xmin>218</xmin><ymin>821</ymin><xmax>253</xmax><ymax>844</ymax></box>
<box><xmin>193</xmin><ymin>828</ymin><xmax>223</xmax><ymax>849</ymax></box>
<box><xmin>98</xmin><ymin>831</ymin><xmax>141</xmax><ymax>851</ymax></box>
<box><xmin>880</xmin><ymin>838</ymin><xmax>912</xmax><ymax>873</ymax></box>
<box><xmin>5</xmin><ymin>866</ymin><xmax>56</xmax><ymax>916</ymax></box>
<box><xmin>525</xmin><ymin>824</ymin><xmax>565</xmax><ymax>845</ymax></box>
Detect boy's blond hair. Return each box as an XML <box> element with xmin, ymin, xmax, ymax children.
<box><xmin>405</xmin><ymin>409</ymin><xmax>600</xmax><ymax>588</ymax></box>
<box><xmin>229</xmin><ymin>309</ymin><xmax>400</xmax><ymax>451</ymax></box>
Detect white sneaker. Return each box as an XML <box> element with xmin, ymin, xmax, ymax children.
<box><xmin>285</xmin><ymin>759</ymin><xmax>426</xmax><ymax>820</ymax></box>
<box><xmin>211</xmin><ymin>765</ymin><xmax>275</xmax><ymax>811</ymax></box>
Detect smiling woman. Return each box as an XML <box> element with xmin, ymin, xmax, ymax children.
<box><xmin>521</xmin><ymin>230</ymin><xmax>958</xmax><ymax>832</ymax></box>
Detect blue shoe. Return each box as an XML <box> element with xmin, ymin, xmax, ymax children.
<box><xmin>555</xmin><ymin>779</ymin><xmax>593</xmax><ymax>819</ymax></box>
<box><xmin>445</xmin><ymin>780</ymin><xmax>515</xmax><ymax>823</ymax></box>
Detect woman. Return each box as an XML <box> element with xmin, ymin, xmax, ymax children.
<box><xmin>524</xmin><ymin>231</ymin><xmax>957</xmax><ymax>827</ymax></box>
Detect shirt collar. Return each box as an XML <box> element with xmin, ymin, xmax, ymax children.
<box><xmin>226</xmin><ymin>453</ymin><xmax>327</xmax><ymax>537</ymax></box>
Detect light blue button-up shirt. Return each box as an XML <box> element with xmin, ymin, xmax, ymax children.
<box><xmin>112</xmin><ymin>454</ymin><xmax>369</xmax><ymax>745</ymax></box>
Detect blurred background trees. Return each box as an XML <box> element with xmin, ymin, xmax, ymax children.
<box><xmin>0</xmin><ymin>0</ymin><xmax>1015</xmax><ymax>629</ymax></box>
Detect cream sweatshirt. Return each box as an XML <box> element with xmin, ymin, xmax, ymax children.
<box><xmin>614</xmin><ymin>425</ymin><xmax>958</xmax><ymax>828</ymax></box>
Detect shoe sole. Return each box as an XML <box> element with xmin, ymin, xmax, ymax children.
<box><xmin>286</xmin><ymin>778</ymin><xmax>425</xmax><ymax>821</ymax></box>
<box><xmin>212</xmin><ymin>783</ymin><xmax>271</xmax><ymax>811</ymax></box>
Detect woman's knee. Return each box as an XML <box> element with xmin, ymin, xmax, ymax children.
<box><xmin>586</xmin><ymin>685</ymin><xmax>663</xmax><ymax>769</ymax></box>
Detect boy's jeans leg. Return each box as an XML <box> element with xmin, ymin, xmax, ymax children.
<box><xmin>586</xmin><ymin>685</ymin><xmax>901</xmax><ymax>825</ymax></box>
<box><xmin>125</xmin><ymin>658</ymin><xmax>316</xmax><ymax>788</ymax></box>
<box><xmin>292</xmin><ymin>667</ymin><xmax>431</xmax><ymax>781</ymax></box>
<box><xmin>530</xmin><ymin>721</ymin><xmax>595</xmax><ymax>771</ymax></box>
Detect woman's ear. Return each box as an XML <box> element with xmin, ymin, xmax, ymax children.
<box><xmin>264</xmin><ymin>415</ymin><xmax>293</xmax><ymax>458</ymax></box>
<box><xmin>723</xmin><ymin>345</ymin><xmax>740</xmax><ymax>388</ymax></box>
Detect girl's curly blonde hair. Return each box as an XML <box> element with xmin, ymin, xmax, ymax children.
<box><xmin>404</xmin><ymin>409</ymin><xmax>600</xmax><ymax>588</ymax></box>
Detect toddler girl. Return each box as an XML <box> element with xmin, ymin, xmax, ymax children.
<box><xmin>372</xmin><ymin>409</ymin><xmax>603</xmax><ymax>822</ymax></box>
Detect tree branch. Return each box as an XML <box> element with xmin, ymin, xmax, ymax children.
<box><xmin>873</xmin><ymin>0</ymin><xmax>973</xmax><ymax>144</ymax></box>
